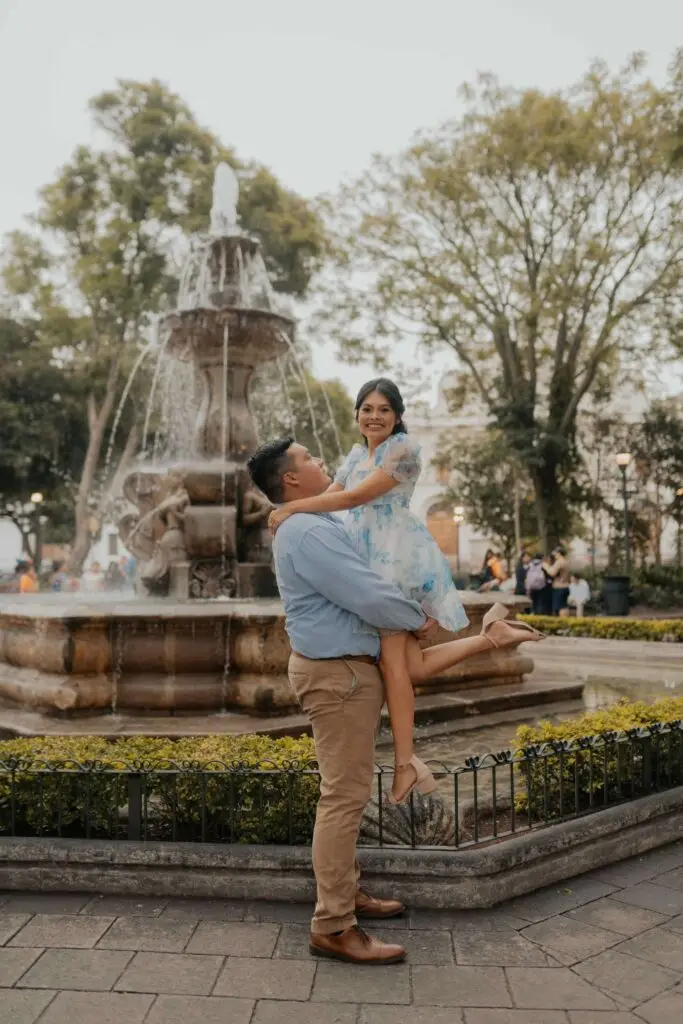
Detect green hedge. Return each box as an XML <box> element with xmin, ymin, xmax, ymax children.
<box><xmin>0</xmin><ymin>735</ymin><xmax>319</xmax><ymax>844</ymax></box>
<box><xmin>519</xmin><ymin>614</ymin><xmax>683</xmax><ymax>642</ymax></box>
<box><xmin>515</xmin><ymin>697</ymin><xmax>683</xmax><ymax>821</ymax></box>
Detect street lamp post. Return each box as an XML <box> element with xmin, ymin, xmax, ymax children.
<box><xmin>29</xmin><ymin>493</ymin><xmax>44</xmax><ymax>571</ymax></box>
<box><xmin>615</xmin><ymin>453</ymin><xmax>632</xmax><ymax>576</ymax></box>
<box><xmin>676</xmin><ymin>487</ymin><xmax>683</xmax><ymax>571</ymax></box>
<box><xmin>452</xmin><ymin>505</ymin><xmax>465</xmax><ymax>575</ymax></box>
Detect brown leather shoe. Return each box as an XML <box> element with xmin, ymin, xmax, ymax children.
<box><xmin>355</xmin><ymin>889</ymin><xmax>406</xmax><ymax>919</ymax></box>
<box><xmin>310</xmin><ymin>925</ymin><xmax>406</xmax><ymax>964</ymax></box>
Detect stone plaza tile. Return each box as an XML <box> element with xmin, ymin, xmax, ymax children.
<box><xmin>37</xmin><ymin>990</ymin><xmax>154</xmax><ymax>1024</ymax></box>
<box><xmin>465</xmin><ymin>1012</ymin><xmax>568</xmax><ymax>1024</ymax></box>
<box><xmin>505</xmin><ymin>966</ymin><xmax>617</xmax><ymax>1010</ymax></box>
<box><xmin>161</xmin><ymin>899</ymin><xmax>245</xmax><ymax>922</ymax></box>
<box><xmin>574</xmin><ymin>949</ymin><xmax>682</xmax><ymax>1007</ymax></box>
<box><xmin>635</xmin><ymin>983</ymin><xmax>683</xmax><ymax>1024</ymax></box>
<box><xmin>253</xmin><ymin>1000</ymin><xmax>360</xmax><ymax>1024</ymax></box>
<box><xmin>312</xmin><ymin>962</ymin><xmax>410</xmax><ymax>1005</ymax></box>
<box><xmin>361</xmin><ymin>1007</ymin><xmax>464</xmax><ymax>1024</ymax></box>
<box><xmin>114</xmin><ymin>951</ymin><xmax>223</xmax><ymax>996</ymax></box>
<box><xmin>502</xmin><ymin>879</ymin><xmax>617</xmax><ymax>923</ymax></box>
<box><xmin>0</xmin><ymin>988</ymin><xmax>56</xmax><ymax>1024</ymax></box>
<box><xmin>17</xmin><ymin>949</ymin><xmax>132</xmax><ymax>991</ymax></box>
<box><xmin>568</xmin><ymin>1014</ymin><xmax>644</xmax><ymax>1023</ymax></box>
<box><xmin>412</xmin><ymin>965</ymin><xmax>510</xmax><ymax>1007</ymax></box>
<box><xmin>146</xmin><ymin>993</ymin><xmax>255</xmax><ymax>1024</ymax></box>
<box><xmin>10</xmin><ymin>914</ymin><xmax>114</xmax><ymax>949</ymax></box>
<box><xmin>0</xmin><ymin>948</ymin><xmax>43</xmax><ymax>987</ymax></box>
<box><xmin>664</xmin><ymin>914</ymin><xmax>683</xmax><ymax>934</ymax></box>
<box><xmin>97</xmin><ymin>916</ymin><xmax>197</xmax><ymax>953</ymax></box>
<box><xmin>186</xmin><ymin>921</ymin><xmax>280</xmax><ymax>958</ymax></box>
<box><xmin>613</xmin><ymin>926</ymin><xmax>683</xmax><ymax>971</ymax></box>
<box><xmin>521</xmin><ymin>915</ymin><xmax>621</xmax><ymax>960</ymax></box>
<box><xmin>411</xmin><ymin>908</ymin><xmax>526</xmax><ymax>932</ymax></box>
<box><xmin>0</xmin><ymin>893</ymin><xmax>91</xmax><ymax>915</ymax></box>
<box><xmin>652</xmin><ymin>866</ymin><xmax>683</xmax><ymax>891</ymax></box>
<box><xmin>611</xmin><ymin>881</ymin><xmax>683</xmax><ymax>916</ymax></box>
<box><xmin>589</xmin><ymin>844</ymin><xmax>683</xmax><ymax>888</ymax></box>
<box><xmin>566</xmin><ymin>896</ymin><xmax>671</xmax><ymax>935</ymax></box>
<box><xmin>375</xmin><ymin>928</ymin><xmax>454</xmax><ymax>965</ymax></box>
<box><xmin>81</xmin><ymin>895</ymin><xmax>167</xmax><ymax>918</ymax></box>
<box><xmin>244</xmin><ymin>901</ymin><xmax>313</xmax><ymax>925</ymax></box>
<box><xmin>453</xmin><ymin>929</ymin><xmax>548</xmax><ymax>967</ymax></box>
<box><xmin>0</xmin><ymin>914</ymin><xmax>30</xmax><ymax>946</ymax></box>
<box><xmin>214</xmin><ymin>956</ymin><xmax>315</xmax><ymax>1001</ymax></box>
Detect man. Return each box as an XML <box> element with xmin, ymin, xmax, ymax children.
<box><xmin>247</xmin><ymin>438</ymin><xmax>431</xmax><ymax>965</ymax></box>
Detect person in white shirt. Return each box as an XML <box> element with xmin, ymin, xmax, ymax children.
<box><xmin>569</xmin><ymin>573</ymin><xmax>591</xmax><ymax>618</ymax></box>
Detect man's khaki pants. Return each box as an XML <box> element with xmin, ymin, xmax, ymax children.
<box><xmin>288</xmin><ymin>652</ymin><xmax>384</xmax><ymax>935</ymax></box>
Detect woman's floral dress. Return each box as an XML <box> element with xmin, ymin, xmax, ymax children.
<box><xmin>334</xmin><ymin>433</ymin><xmax>469</xmax><ymax>633</ymax></box>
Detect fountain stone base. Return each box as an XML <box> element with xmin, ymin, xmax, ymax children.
<box><xmin>0</xmin><ymin>594</ymin><xmax>532</xmax><ymax>720</ymax></box>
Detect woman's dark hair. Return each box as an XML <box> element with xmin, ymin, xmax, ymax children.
<box><xmin>354</xmin><ymin>378</ymin><xmax>407</xmax><ymax>443</ymax></box>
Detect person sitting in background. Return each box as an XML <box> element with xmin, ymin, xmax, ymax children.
<box><xmin>80</xmin><ymin>561</ymin><xmax>104</xmax><ymax>593</ymax></box>
<box><xmin>569</xmin><ymin>573</ymin><xmax>591</xmax><ymax>618</ymax></box>
<box><xmin>479</xmin><ymin>551</ymin><xmax>507</xmax><ymax>592</ymax></box>
<box><xmin>19</xmin><ymin>562</ymin><xmax>39</xmax><ymax>594</ymax></box>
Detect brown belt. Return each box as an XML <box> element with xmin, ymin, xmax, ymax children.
<box><xmin>293</xmin><ymin>652</ymin><xmax>377</xmax><ymax>666</ymax></box>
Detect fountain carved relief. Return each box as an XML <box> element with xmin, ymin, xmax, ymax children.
<box><xmin>118</xmin><ymin>164</ymin><xmax>292</xmax><ymax>599</ymax></box>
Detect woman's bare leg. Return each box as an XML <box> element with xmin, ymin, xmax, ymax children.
<box><xmin>379</xmin><ymin>632</ymin><xmax>419</xmax><ymax>799</ymax></box>
<box><xmin>379</xmin><ymin>633</ymin><xmax>414</xmax><ymax>766</ymax></box>
<box><xmin>404</xmin><ymin>632</ymin><xmax>491</xmax><ymax>683</ymax></box>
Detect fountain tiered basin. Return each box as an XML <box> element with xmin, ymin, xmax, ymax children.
<box><xmin>0</xmin><ymin>593</ymin><xmax>533</xmax><ymax>723</ymax></box>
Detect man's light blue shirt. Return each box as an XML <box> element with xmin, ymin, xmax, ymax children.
<box><xmin>272</xmin><ymin>512</ymin><xmax>426</xmax><ymax>659</ymax></box>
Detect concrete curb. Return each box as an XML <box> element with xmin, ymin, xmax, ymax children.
<box><xmin>0</xmin><ymin>787</ymin><xmax>681</xmax><ymax>908</ymax></box>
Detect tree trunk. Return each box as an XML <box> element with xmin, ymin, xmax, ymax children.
<box><xmin>68</xmin><ymin>377</ymin><xmax>121</xmax><ymax>575</ymax></box>
<box><xmin>530</xmin><ymin>461</ymin><xmax>565</xmax><ymax>553</ymax></box>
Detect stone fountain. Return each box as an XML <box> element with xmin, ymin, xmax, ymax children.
<box><xmin>118</xmin><ymin>163</ymin><xmax>290</xmax><ymax>601</ymax></box>
<box><xmin>0</xmin><ymin>165</ymin><xmax>537</xmax><ymax>732</ymax></box>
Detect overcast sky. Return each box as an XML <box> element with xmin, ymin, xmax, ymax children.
<box><xmin>1</xmin><ymin>0</ymin><xmax>681</xmax><ymax>399</ymax></box>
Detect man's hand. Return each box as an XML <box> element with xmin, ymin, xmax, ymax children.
<box><xmin>415</xmin><ymin>617</ymin><xmax>438</xmax><ymax>640</ymax></box>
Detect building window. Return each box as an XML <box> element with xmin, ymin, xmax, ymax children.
<box><xmin>107</xmin><ymin>533</ymin><xmax>118</xmax><ymax>557</ymax></box>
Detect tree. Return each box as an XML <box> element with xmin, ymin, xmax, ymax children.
<box><xmin>438</xmin><ymin>429</ymin><xmax>538</xmax><ymax>565</ymax></box>
<box><xmin>0</xmin><ymin>317</ymin><xmax>88</xmax><ymax>558</ymax></box>
<box><xmin>629</xmin><ymin>399</ymin><xmax>683</xmax><ymax>564</ymax></box>
<box><xmin>1</xmin><ymin>80</ymin><xmax>324</xmax><ymax>572</ymax></box>
<box><xmin>319</xmin><ymin>54</ymin><xmax>683</xmax><ymax>549</ymax></box>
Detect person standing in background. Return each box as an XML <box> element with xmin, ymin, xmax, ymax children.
<box><xmin>544</xmin><ymin>546</ymin><xmax>571</xmax><ymax>617</ymax></box>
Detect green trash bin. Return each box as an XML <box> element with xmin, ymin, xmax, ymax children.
<box><xmin>602</xmin><ymin>575</ymin><xmax>630</xmax><ymax>616</ymax></box>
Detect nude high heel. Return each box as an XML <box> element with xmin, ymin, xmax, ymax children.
<box><xmin>388</xmin><ymin>756</ymin><xmax>438</xmax><ymax>805</ymax></box>
<box><xmin>480</xmin><ymin>602</ymin><xmax>508</xmax><ymax>632</ymax></box>
<box><xmin>483</xmin><ymin>618</ymin><xmax>546</xmax><ymax>648</ymax></box>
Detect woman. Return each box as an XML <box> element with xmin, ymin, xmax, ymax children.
<box><xmin>544</xmin><ymin>546</ymin><xmax>571</xmax><ymax>617</ymax></box>
<box><xmin>269</xmin><ymin>379</ymin><xmax>543</xmax><ymax>803</ymax></box>
<box><xmin>515</xmin><ymin>551</ymin><xmax>531</xmax><ymax>596</ymax></box>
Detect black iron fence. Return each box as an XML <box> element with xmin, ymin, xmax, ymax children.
<box><xmin>0</xmin><ymin>721</ymin><xmax>681</xmax><ymax>849</ymax></box>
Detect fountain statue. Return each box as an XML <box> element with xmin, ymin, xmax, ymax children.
<box><xmin>0</xmin><ymin>163</ymin><xmax>535</xmax><ymax>730</ymax></box>
<box><xmin>118</xmin><ymin>163</ymin><xmax>291</xmax><ymax>600</ymax></box>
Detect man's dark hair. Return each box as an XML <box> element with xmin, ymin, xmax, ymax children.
<box><xmin>247</xmin><ymin>437</ymin><xmax>294</xmax><ymax>503</ymax></box>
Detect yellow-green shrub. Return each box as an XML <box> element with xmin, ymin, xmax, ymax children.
<box><xmin>515</xmin><ymin>698</ymin><xmax>683</xmax><ymax>822</ymax></box>
<box><xmin>519</xmin><ymin>615</ymin><xmax>683</xmax><ymax>642</ymax></box>
<box><xmin>0</xmin><ymin>734</ymin><xmax>318</xmax><ymax>844</ymax></box>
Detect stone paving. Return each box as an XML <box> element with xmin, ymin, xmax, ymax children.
<box><xmin>1</xmin><ymin>842</ymin><xmax>683</xmax><ymax>1022</ymax></box>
